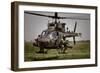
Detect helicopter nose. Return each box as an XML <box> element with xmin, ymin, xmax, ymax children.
<box><xmin>33</xmin><ymin>42</ymin><xmax>37</xmax><ymax>46</ymax></box>
<box><xmin>39</xmin><ymin>37</ymin><xmax>50</xmax><ymax>42</ymax></box>
<box><xmin>38</xmin><ymin>38</ymin><xmax>50</xmax><ymax>46</ymax></box>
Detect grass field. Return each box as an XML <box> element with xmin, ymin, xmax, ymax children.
<box><xmin>24</xmin><ymin>41</ymin><xmax>90</xmax><ymax>61</ymax></box>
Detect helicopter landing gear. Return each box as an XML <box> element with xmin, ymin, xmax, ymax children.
<box><xmin>38</xmin><ymin>47</ymin><xmax>49</xmax><ymax>54</ymax></box>
<box><xmin>37</xmin><ymin>47</ymin><xmax>45</xmax><ymax>53</ymax></box>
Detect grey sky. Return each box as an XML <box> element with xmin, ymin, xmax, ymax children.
<box><xmin>24</xmin><ymin>11</ymin><xmax>90</xmax><ymax>42</ymax></box>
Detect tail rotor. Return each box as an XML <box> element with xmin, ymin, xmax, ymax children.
<box><xmin>73</xmin><ymin>21</ymin><xmax>77</xmax><ymax>45</ymax></box>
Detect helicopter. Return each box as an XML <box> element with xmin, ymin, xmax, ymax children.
<box><xmin>25</xmin><ymin>12</ymin><xmax>84</xmax><ymax>53</ymax></box>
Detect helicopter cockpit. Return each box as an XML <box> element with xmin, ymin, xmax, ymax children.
<box><xmin>49</xmin><ymin>31</ymin><xmax>59</xmax><ymax>40</ymax></box>
<box><xmin>41</xmin><ymin>30</ymin><xmax>59</xmax><ymax>40</ymax></box>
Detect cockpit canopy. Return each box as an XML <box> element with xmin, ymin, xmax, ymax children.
<box><xmin>41</xmin><ymin>30</ymin><xmax>60</xmax><ymax>40</ymax></box>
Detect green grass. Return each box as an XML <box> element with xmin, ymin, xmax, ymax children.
<box><xmin>24</xmin><ymin>41</ymin><xmax>90</xmax><ymax>61</ymax></box>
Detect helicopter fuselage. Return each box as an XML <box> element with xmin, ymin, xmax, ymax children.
<box><xmin>24</xmin><ymin>11</ymin><xmax>83</xmax><ymax>53</ymax></box>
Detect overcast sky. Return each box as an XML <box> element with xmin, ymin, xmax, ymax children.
<box><xmin>24</xmin><ymin>11</ymin><xmax>90</xmax><ymax>42</ymax></box>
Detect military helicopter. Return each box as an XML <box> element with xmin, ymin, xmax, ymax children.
<box><xmin>25</xmin><ymin>12</ymin><xmax>84</xmax><ymax>53</ymax></box>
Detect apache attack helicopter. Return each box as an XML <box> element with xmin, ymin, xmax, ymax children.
<box><xmin>25</xmin><ymin>12</ymin><xmax>83</xmax><ymax>53</ymax></box>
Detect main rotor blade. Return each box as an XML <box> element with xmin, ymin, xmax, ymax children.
<box><xmin>25</xmin><ymin>12</ymin><xmax>90</xmax><ymax>20</ymax></box>
<box><xmin>74</xmin><ymin>21</ymin><xmax>77</xmax><ymax>32</ymax></box>
<box><xmin>25</xmin><ymin>12</ymin><xmax>61</xmax><ymax>19</ymax></box>
<box><xmin>58</xmin><ymin>17</ymin><xmax>90</xmax><ymax>20</ymax></box>
<box><xmin>25</xmin><ymin>12</ymin><xmax>53</xmax><ymax>18</ymax></box>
